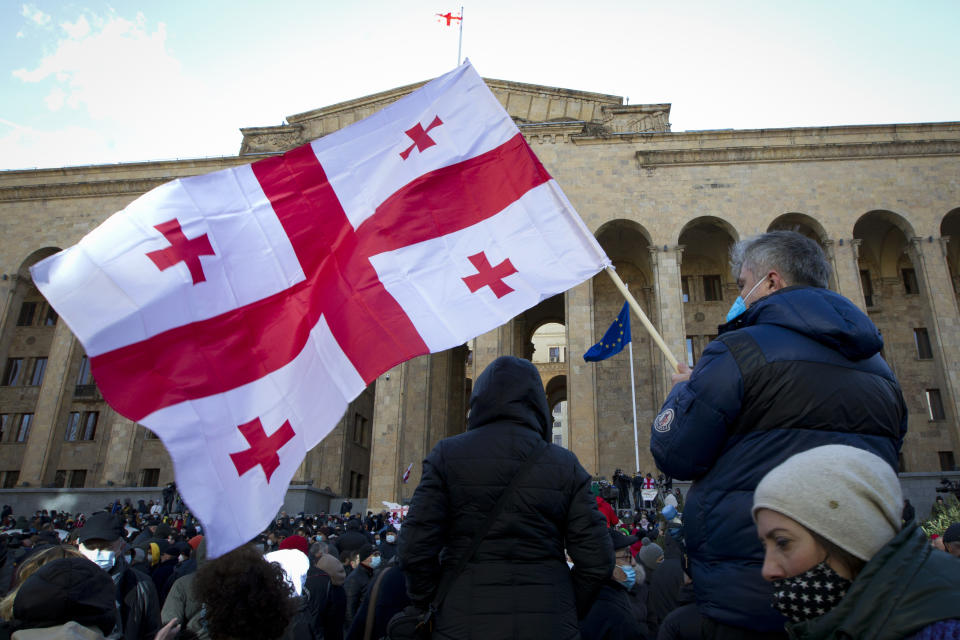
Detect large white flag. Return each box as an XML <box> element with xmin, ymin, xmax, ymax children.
<box><xmin>31</xmin><ymin>61</ymin><xmax>610</xmax><ymax>557</ymax></box>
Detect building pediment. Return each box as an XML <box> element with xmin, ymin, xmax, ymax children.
<box><xmin>238</xmin><ymin>77</ymin><xmax>671</xmax><ymax>155</ymax></box>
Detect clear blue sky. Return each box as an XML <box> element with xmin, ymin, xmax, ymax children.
<box><xmin>2</xmin><ymin>0</ymin><xmax>958</xmax><ymax>170</ymax></box>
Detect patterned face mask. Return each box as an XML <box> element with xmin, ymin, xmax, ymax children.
<box><xmin>771</xmin><ymin>561</ymin><xmax>851</xmax><ymax>623</ymax></box>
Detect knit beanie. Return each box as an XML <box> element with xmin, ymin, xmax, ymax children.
<box><xmin>752</xmin><ymin>444</ymin><xmax>901</xmax><ymax>562</ymax></box>
<box><xmin>637</xmin><ymin>542</ymin><xmax>664</xmax><ymax>571</ymax></box>
<box><xmin>279</xmin><ymin>534</ymin><xmax>309</xmax><ymax>556</ymax></box>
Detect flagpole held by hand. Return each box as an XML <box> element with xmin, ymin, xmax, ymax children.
<box><xmin>605</xmin><ymin>266</ymin><xmax>680</xmax><ymax>373</ymax></box>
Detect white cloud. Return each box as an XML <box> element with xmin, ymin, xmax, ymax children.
<box><xmin>5</xmin><ymin>9</ymin><xmax>248</xmax><ymax>169</ymax></box>
<box><xmin>60</xmin><ymin>15</ymin><xmax>90</xmax><ymax>39</ymax></box>
<box><xmin>21</xmin><ymin>3</ymin><xmax>51</xmax><ymax>26</ymax></box>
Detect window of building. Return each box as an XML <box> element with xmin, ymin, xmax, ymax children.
<box><xmin>76</xmin><ymin>356</ymin><xmax>92</xmax><ymax>385</ymax></box>
<box><xmin>914</xmin><ymin>328</ymin><xmax>933</xmax><ymax>360</ymax></box>
<box><xmin>859</xmin><ymin>270</ymin><xmax>874</xmax><ymax>307</ymax></box>
<box><xmin>43</xmin><ymin>306</ymin><xmax>58</xmax><ymax>326</ymax></box>
<box><xmin>2</xmin><ymin>359</ymin><xmax>23</xmax><ymax>386</ymax></box>
<box><xmin>69</xmin><ymin>470</ymin><xmax>86</xmax><ymax>488</ymax></box>
<box><xmin>703</xmin><ymin>275</ymin><xmax>723</xmax><ymax>302</ymax></box>
<box><xmin>16</xmin><ymin>302</ymin><xmax>37</xmax><ymax>327</ymax></box>
<box><xmin>353</xmin><ymin>414</ymin><xmax>367</xmax><ymax>446</ymax></box>
<box><xmin>938</xmin><ymin>451</ymin><xmax>957</xmax><ymax>471</ymax></box>
<box><xmin>681</xmin><ymin>276</ymin><xmax>690</xmax><ymax>303</ymax></box>
<box><xmin>2</xmin><ymin>471</ymin><xmax>18</xmax><ymax>489</ymax></box>
<box><xmin>140</xmin><ymin>468</ymin><xmax>160</xmax><ymax>487</ymax></box>
<box><xmin>0</xmin><ymin>414</ymin><xmax>8</xmax><ymax>442</ymax></box>
<box><xmin>685</xmin><ymin>337</ymin><xmax>695</xmax><ymax>368</ymax></box>
<box><xmin>53</xmin><ymin>470</ymin><xmax>67</xmax><ymax>488</ymax></box>
<box><xmin>549</xmin><ymin>346</ymin><xmax>561</xmax><ymax>363</ymax></box>
<box><xmin>65</xmin><ymin>412</ymin><xmax>81</xmax><ymax>441</ymax></box>
<box><xmin>902</xmin><ymin>268</ymin><xmax>919</xmax><ymax>295</ymax></box>
<box><xmin>926</xmin><ymin>389</ymin><xmax>946</xmax><ymax>421</ymax></box>
<box><xmin>16</xmin><ymin>414</ymin><xmax>32</xmax><ymax>442</ymax></box>
<box><xmin>82</xmin><ymin>412</ymin><xmax>98</xmax><ymax>441</ymax></box>
<box><xmin>28</xmin><ymin>358</ymin><xmax>47</xmax><ymax>386</ymax></box>
<box><xmin>553</xmin><ymin>434</ymin><xmax>563</xmax><ymax>446</ymax></box>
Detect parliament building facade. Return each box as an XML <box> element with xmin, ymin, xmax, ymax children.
<box><xmin>1</xmin><ymin>77</ymin><xmax>958</xmax><ymax>509</ymax></box>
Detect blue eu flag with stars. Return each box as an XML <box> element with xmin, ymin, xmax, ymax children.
<box><xmin>583</xmin><ymin>302</ymin><xmax>631</xmax><ymax>362</ymax></box>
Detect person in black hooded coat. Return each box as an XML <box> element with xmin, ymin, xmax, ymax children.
<box><xmin>399</xmin><ymin>356</ymin><xmax>613</xmax><ymax>640</ymax></box>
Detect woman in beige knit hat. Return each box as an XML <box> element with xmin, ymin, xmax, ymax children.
<box><xmin>752</xmin><ymin>444</ymin><xmax>960</xmax><ymax>639</ymax></box>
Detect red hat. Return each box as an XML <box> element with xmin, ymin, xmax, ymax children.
<box><xmin>278</xmin><ymin>534</ymin><xmax>309</xmax><ymax>556</ymax></box>
<box><xmin>188</xmin><ymin>535</ymin><xmax>204</xmax><ymax>550</ymax></box>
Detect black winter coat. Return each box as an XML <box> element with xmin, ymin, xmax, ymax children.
<box><xmin>399</xmin><ymin>356</ymin><xmax>613</xmax><ymax>640</ymax></box>
<box><xmin>581</xmin><ymin>582</ymin><xmax>647</xmax><ymax>640</ymax></box>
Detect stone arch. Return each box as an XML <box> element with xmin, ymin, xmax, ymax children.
<box><xmin>16</xmin><ymin>248</ymin><xmax>61</xmax><ymax>278</ymax></box>
<box><xmin>591</xmin><ymin>219</ymin><xmax>655</xmax><ymax>477</ymax></box>
<box><xmin>767</xmin><ymin>212</ymin><xmax>829</xmax><ymax>245</ymax></box>
<box><xmin>544</xmin><ymin>374</ymin><xmax>568</xmax><ymax>448</ymax></box>
<box><xmin>677</xmin><ymin>215</ymin><xmax>740</xmax><ymax>247</ymax></box>
<box><xmin>940</xmin><ymin>208</ymin><xmax>960</xmax><ymax>296</ymax></box>
<box><xmin>854</xmin><ymin>210</ymin><xmax>917</xmax><ymax>281</ymax></box>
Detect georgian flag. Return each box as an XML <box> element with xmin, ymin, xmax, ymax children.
<box><xmin>30</xmin><ymin>61</ymin><xmax>610</xmax><ymax>558</ymax></box>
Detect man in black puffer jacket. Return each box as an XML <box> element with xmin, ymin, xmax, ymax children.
<box><xmin>399</xmin><ymin>356</ymin><xmax>613</xmax><ymax>639</ymax></box>
<box><xmin>651</xmin><ymin>231</ymin><xmax>906</xmax><ymax>639</ymax></box>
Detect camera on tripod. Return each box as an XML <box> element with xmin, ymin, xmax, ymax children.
<box><xmin>935</xmin><ymin>478</ymin><xmax>960</xmax><ymax>499</ymax></box>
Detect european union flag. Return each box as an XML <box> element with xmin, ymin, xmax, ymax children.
<box><xmin>583</xmin><ymin>302</ymin><xmax>631</xmax><ymax>362</ymax></box>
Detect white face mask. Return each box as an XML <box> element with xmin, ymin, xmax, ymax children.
<box><xmin>386</xmin><ymin>534</ymin><xmax>396</xmax><ymax>544</ymax></box>
<box><xmin>80</xmin><ymin>544</ymin><xmax>116</xmax><ymax>571</ymax></box>
<box><xmin>368</xmin><ymin>555</ymin><xmax>382</xmax><ymax>569</ymax></box>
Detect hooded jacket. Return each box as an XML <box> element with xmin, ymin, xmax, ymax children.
<box><xmin>786</xmin><ymin>523</ymin><xmax>960</xmax><ymax>640</ymax></box>
<box><xmin>399</xmin><ymin>356</ymin><xmax>613</xmax><ymax>640</ymax></box>
<box><xmin>651</xmin><ymin>286</ymin><xmax>906</xmax><ymax>632</ymax></box>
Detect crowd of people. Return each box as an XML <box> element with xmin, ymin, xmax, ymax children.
<box><xmin>0</xmin><ymin>230</ymin><xmax>958</xmax><ymax>640</ymax></box>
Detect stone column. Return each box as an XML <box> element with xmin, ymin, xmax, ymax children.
<box><xmin>471</xmin><ymin>321</ymin><xmax>517</xmax><ymax>380</ymax></box>
<box><xmin>368</xmin><ymin>349</ymin><xmax>466</xmax><ymax>507</ymax></box>
<box><xmin>827</xmin><ymin>239</ymin><xmax>867</xmax><ymax>311</ymax></box>
<box><xmin>909</xmin><ymin>237</ymin><xmax>960</xmax><ymax>454</ymax></box>
<box><xmin>566</xmin><ymin>279</ymin><xmax>598</xmax><ymax>474</ymax></box>
<box><xmin>98</xmin><ymin>414</ymin><xmax>140</xmax><ymax>486</ymax></box>
<box><xmin>368</xmin><ymin>367</ymin><xmax>405</xmax><ymax>508</ymax></box>
<box><xmin>0</xmin><ymin>276</ymin><xmax>27</xmax><ymax>366</ymax></box>
<box><xmin>649</xmin><ymin>246</ymin><xmax>686</xmax><ymax>408</ymax></box>
<box><xmin>18</xmin><ymin>320</ymin><xmax>77</xmax><ymax>486</ymax></box>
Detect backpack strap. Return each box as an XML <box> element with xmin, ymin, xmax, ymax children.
<box><xmin>426</xmin><ymin>440</ymin><xmax>551</xmax><ymax>621</ymax></box>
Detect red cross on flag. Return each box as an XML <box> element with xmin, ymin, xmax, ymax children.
<box><xmin>30</xmin><ymin>61</ymin><xmax>610</xmax><ymax>558</ymax></box>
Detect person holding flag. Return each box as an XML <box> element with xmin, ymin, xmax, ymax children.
<box><xmin>650</xmin><ymin>230</ymin><xmax>907</xmax><ymax>639</ymax></box>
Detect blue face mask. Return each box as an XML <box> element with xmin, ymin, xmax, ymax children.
<box><xmin>618</xmin><ymin>565</ymin><xmax>636</xmax><ymax>590</ymax></box>
<box><xmin>725</xmin><ymin>277</ymin><xmax>767</xmax><ymax>322</ymax></box>
<box><xmin>368</xmin><ymin>555</ymin><xmax>382</xmax><ymax>569</ymax></box>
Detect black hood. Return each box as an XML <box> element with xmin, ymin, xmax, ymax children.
<box><xmin>467</xmin><ymin>356</ymin><xmax>551</xmax><ymax>441</ymax></box>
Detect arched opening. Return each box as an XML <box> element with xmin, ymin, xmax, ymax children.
<box><xmin>940</xmin><ymin>208</ymin><xmax>960</xmax><ymax>301</ymax></box>
<box><xmin>854</xmin><ymin>210</ymin><xmax>945</xmax><ymax>471</ymax></box>
<box><xmin>544</xmin><ymin>374</ymin><xmax>567</xmax><ymax>448</ymax></box>
<box><xmin>678</xmin><ymin>217</ymin><xmax>738</xmax><ymax>367</ymax></box>
<box><xmin>592</xmin><ymin>219</ymin><xmax>655</xmax><ymax>478</ymax></box>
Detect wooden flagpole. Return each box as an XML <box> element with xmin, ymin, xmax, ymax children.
<box><xmin>605</xmin><ymin>266</ymin><xmax>680</xmax><ymax>372</ymax></box>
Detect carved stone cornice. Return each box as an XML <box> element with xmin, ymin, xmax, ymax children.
<box><xmin>520</xmin><ymin>121</ymin><xmax>587</xmax><ymax>143</ymax></box>
<box><xmin>0</xmin><ymin>157</ymin><xmax>267</xmax><ymax>202</ymax></box>
<box><xmin>636</xmin><ymin>139</ymin><xmax>960</xmax><ymax>168</ymax></box>
<box><xmin>0</xmin><ymin>178</ymin><xmax>171</xmax><ymax>202</ymax></box>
